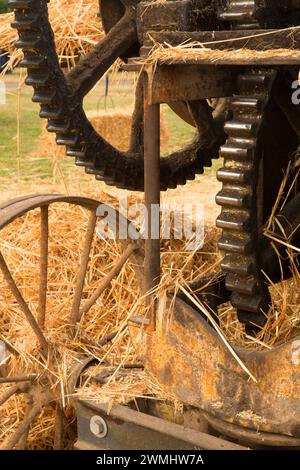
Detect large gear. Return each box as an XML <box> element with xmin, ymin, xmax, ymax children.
<box><xmin>216</xmin><ymin>0</ymin><xmax>300</xmax><ymax>329</ymax></box>
<box><xmin>9</xmin><ymin>0</ymin><xmax>226</xmax><ymax>191</ymax></box>
<box><xmin>8</xmin><ymin>0</ymin><xmax>300</xmax><ymax>331</ymax></box>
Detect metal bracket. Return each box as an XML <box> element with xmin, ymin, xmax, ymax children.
<box><xmin>75</xmin><ymin>401</ymin><xmax>246</xmax><ymax>450</ymax></box>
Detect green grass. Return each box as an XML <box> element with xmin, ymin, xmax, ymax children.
<box><xmin>0</xmin><ymin>71</ymin><xmax>219</xmax><ymax>190</ymax></box>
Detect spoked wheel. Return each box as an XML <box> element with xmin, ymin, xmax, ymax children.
<box><xmin>9</xmin><ymin>0</ymin><xmax>226</xmax><ymax>191</ymax></box>
<box><xmin>0</xmin><ymin>194</ymin><xmax>144</xmax><ymax>449</ymax></box>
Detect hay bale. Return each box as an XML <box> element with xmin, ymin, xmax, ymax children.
<box><xmin>36</xmin><ymin>108</ymin><xmax>169</xmax><ymax>160</ymax></box>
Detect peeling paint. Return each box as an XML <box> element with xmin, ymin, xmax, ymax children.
<box><xmin>291</xmin><ymin>341</ymin><xmax>300</xmax><ymax>366</ymax></box>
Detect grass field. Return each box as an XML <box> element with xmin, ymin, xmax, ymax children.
<box><xmin>0</xmin><ymin>70</ymin><xmax>218</xmax><ymax>193</ymax></box>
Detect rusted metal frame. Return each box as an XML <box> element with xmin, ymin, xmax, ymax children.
<box><xmin>38</xmin><ymin>205</ymin><xmax>49</xmax><ymax>329</ymax></box>
<box><xmin>0</xmin><ymin>252</ymin><xmax>48</xmax><ymax>356</ymax></box>
<box><xmin>79</xmin><ymin>243</ymin><xmax>136</xmax><ymax>320</ymax></box>
<box><xmin>75</xmin><ymin>401</ymin><xmax>247</xmax><ymax>451</ymax></box>
<box><xmin>142</xmin><ymin>297</ymin><xmax>300</xmax><ymax>440</ymax></box>
<box><xmin>203</xmin><ymin>412</ymin><xmax>300</xmax><ymax>448</ymax></box>
<box><xmin>145</xmin><ymin>64</ymin><xmax>236</xmax><ymax>105</ymax></box>
<box><xmin>70</xmin><ymin>210</ymin><xmax>97</xmax><ymax>326</ymax></box>
<box><xmin>143</xmin><ymin>73</ymin><xmax>161</xmax><ymax>329</ymax></box>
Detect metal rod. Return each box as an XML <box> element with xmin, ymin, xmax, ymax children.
<box><xmin>1</xmin><ymin>404</ymin><xmax>42</xmax><ymax>450</ymax></box>
<box><xmin>0</xmin><ymin>252</ymin><xmax>48</xmax><ymax>356</ymax></box>
<box><xmin>53</xmin><ymin>404</ymin><xmax>64</xmax><ymax>450</ymax></box>
<box><xmin>16</xmin><ymin>430</ymin><xmax>29</xmax><ymax>450</ymax></box>
<box><xmin>144</xmin><ymin>78</ymin><xmax>161</xmax><ymax>329</ymax></box>
<box><xmin>15</xmin><ymin>398</ymin><xmax>33</xmax><ymax>450</ymax></box>
<box><xmin>70</xmin><ymin>210</ymin><xmax>97</xmax><ymax>325</ymax></box>
<box><xmin>0</xmin><ymin>385</ymin><xmax>19</xmax><ymax>407</ymax></box>
<box><xmin>38</xmin><ymin>206</ymin><xmax>49</xmax><ymax>329</ymax></box>
<box><xmin>0</xmin><ymin>375</ymin><xmax>37</xmax><ymax>384</ymax></box>
<box><xmin>79</xmin><ymin>243</ymin><xmax>136</xmax><ymax>319</ymax></box>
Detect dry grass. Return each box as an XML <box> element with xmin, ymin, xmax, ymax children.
<box><xmin>0</xmin><ymin>191</ymin><xmax>219</xmax><ymax>449</ymax></box>
<box><xmin>145</xmin><ymin>44</ymin><xmax>300</xmax><ymax>65</ymax></box>
<box><xmin>0</xmin><ymin>0</ymin><xmax>104</xmax><ymax>72</ymax></box>
<box><xmin>0</xmin><ymin>180</ymin><xmax>298</xmax><ymax>447</ymax></box>
<box><xmin>143</xmin><ymin>29</ymin><xmax>300</xmax><ymax>65</ymax></box>
<box><xmin>0</xmin><ymin>155</ymin><xmax>298</xmax><ymax>449</ymax></box>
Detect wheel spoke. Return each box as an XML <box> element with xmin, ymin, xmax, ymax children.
<box><xmin>0</xmin><ymin>375</ymin><xmax>36</xmax><ymax>384</ymax></box>
<box><xmin>67</xmin><ymin>12</ymin><xmax>137</xmax><ymax>99</ymax></box>
<box><xmin>0</xmin><ymin>252</ymin><xmax>48</xmax><ymax>356</ymax></box>
<box><xmin>53</xmin><ymin>404</ymin><xmax>64</xmax><ymax>450</ymax></box>
<box><xmin>1</xmin><ymin>403</ymin><xmax>42</xmax><ymax>450</ymax></box>
<box><xmin>38</xmin><ymin>206</ymin><xmax>49</xmax><ymax>329</ymax></box>
<box><xmin>79</xmin><ymin>243</ymin><xmax>136</xmax><ymax>319</ymax></box>
<box><xmin>16</xmin><ymin>430</ymin><xmax>29</xmax><ymax>450</ymax></box>
<box><xmin>0</xmin><ymin>385</ymin><xmax>19</xmax><ymax>407</ymax></box>
<box><xmin>70</xmin><ymin>211</ymin><xmax>97</xmax><ymax>325</ymax></box>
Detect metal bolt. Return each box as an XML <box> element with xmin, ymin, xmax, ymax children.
<box><xmin>90</xmin><ymin>415</ymin><xmax>108</xmax><ymax>439</ymax></box>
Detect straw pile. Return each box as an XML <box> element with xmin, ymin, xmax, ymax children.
<box><xmin>0</xmin><ymin>191</ymin><xmax>218</xmax><ymax>449</ymax></box>
<box><xmin>0</xmin><ymin>170</ymin><xmax>298</xmax><ymax>448</ymax></box>
<box><xmin>35</xmin><ymin>108</ymin><xmax>169</xmax><ymax>159</ymax></box>
<box><xmin>0</xmin><ymin>0</ymin><xmax>104</xmax><ymax>72</ymax></box>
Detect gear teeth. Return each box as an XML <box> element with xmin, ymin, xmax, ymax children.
<box><xmin>167</xmin><ymin>179</ymin><xmax>178</xmax><ymax>190</ymax></box>
<box><xmin>85</xmin><ymin>167</ymin><xmax>101</xmax><ymax>175</ymax></box>
<box><xmin>220</xmin><ymin>142</ymin><xmax>254</xmax><ymax>160</ymax></box>
<box><xmin>218</xmin><ymin>232</ymin><xmax>252</xmax><ymax>254</ymax></box>
<box><xmin>216</xmin><ymin>7</ymin><xmax>276</xmax><ymax>328</ymax></box>
<box><xmin>237</xmin><ymin>73</ymin><xmax>271</xmax><ymax>96</ymax></box>
<box><xmin>219</xmin><ymin>0</ymin><xmax>259</xmax><ymax>28</ymax></box>
<box><xmin>25</xmin><ymin>73</ymin><xmax>50</xmax><ymax>87</ymax></box>
<box><xmin>231</xmin><ymin>97</ymin><xmax>261</xmax><ymax>112</ymax></box>
<box><xmin>20</xmin><ymin>53</ymin><xmax>46</xmax><ymax>69</ymax></box>
<box><xmin>237</xmin><ymin>310</ymin><xmax>266</xmax><ymax>328</ymax></box>
<box><xmin>15</xmin><ymin>36</ymin><xmax>43</xmax><ymax>50</ymax></box>
<box><xmin>32</xmin><ymin>89</ymin><xmax>56</xmax><ymax>105</ymax></box>
<box><xmin>215</xmin><ymin>2</ymin><xmax>276</xmax><ymax>328</ymax></box>
<box><xmin>216</xmin><ymin>209</ymin><xmax>250</xmax><ymax>231</ymax></box>
<box><xmin>8</xmin><ymin>0</ymin><xmax>37</xmax><ymax>10</ymax></box>
<box><xmin>75</xmin><ymin>158</ymin><xmax>94</xmax><ymax>168</ymax></box>
<box><xmin>56</xmin><ymin>134</ymin><xmax>79</xmax><ymax>147</ymax></box>
<box><xmin>216</xmin><ymin>190</ymin><xmax>250</xmax><ymax>208</ymax></box>
<box><xmin>66</xmin><ymin>147</ymin><xmax>86</xmax><ymax>159</ymax></box>
<box><xmin>11</xmin><ymin>15</ymin><xmax>40</xmax><ymax>31</ymax></box>
<box><xmin>232</xmin><ymin>292</ymin><xmax>268</xmax><ymax>314</ymax></box>
<box><xmin>226</xmin><ymin>273</ymin><xmax>257</xmax><ymax>296</ymax></box>
<box><xmin>224</xmin><ymin>120</ymin><xmax>258</xmax><ymax>138</ymax></box>
<box><xmin>221</xmin><ymin>254</ymin><xmax>254</xmax><ymax>276</ymax></box>
<box><xmin>40</xmin><ymin>107</ymin><xmax>64</xmax><ymax>120</ymax></box>
<box><xmin>217</xmin><ymin>167</ymin><xmax>251</xmax><ymax>184</ymax></box>
<box><xmin>47</xmin><ymin>120</ymin><xmax>70</xmax><ymax>134</ymax></box>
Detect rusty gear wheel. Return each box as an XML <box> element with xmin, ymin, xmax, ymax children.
<box><xmin>9</xmin><ymin>0</ymin><xmax>226</xmax><ymax>191</ymax></box>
